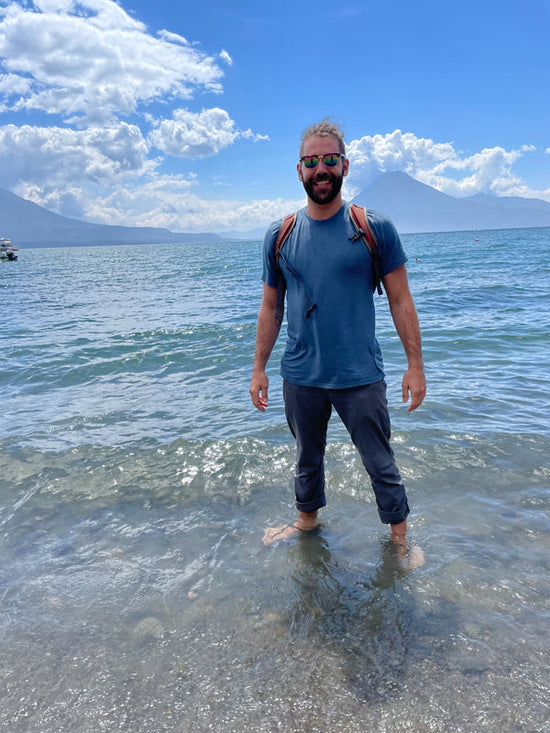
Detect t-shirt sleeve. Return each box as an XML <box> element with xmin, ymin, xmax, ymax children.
<box><xmin>366</xmin><ymin>209</ymin><xmax>408</xmax><ymax>276</ymax></box>
<box><xmin>262</xmin><ymin>219</ymin><xmax>282</xmax><ymax>288</ymax></box>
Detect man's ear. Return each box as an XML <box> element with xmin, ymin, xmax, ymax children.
<box><xmin>343</xmin><ymin>158</ymin><xmax>349</xmax><ymax>177</ymax></box>
<box><xmin>297</xmin><ymin>162</ymin><xmax>303</xmax><ymax>182</ymax></box>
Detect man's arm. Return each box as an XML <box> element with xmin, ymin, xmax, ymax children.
<box><xmin>250</xmin><ymin>283</ymin><xmax>284</xmax><ymax>412</ymax></box>
<box><xmin>382</xmin><ymin>264</ymin><xmax>426</xmax><ymax>412</ymax></box>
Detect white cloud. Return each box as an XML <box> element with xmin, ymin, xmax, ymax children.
<box><xmin>345</xmin><ymin>130</ymin><xmax>550</xmax><ymax>201</ymax></box>
<box><xmin>0</xmin><ymin>0</ymin><xmax>270</xmax><ymax>225</ymax></box>
<box><xmin>7</xmin><ymin>151</ymin><xmax>301</xmax><ymax>230</ymax></box>
<box><xmin>90</xmin><ymin>180</ymin><xmax>304</xmax><ymax>231</ymax></box>
<box><xmin>149</xmin><ymin>107</ymin><xmax>268</xmax><ymax>158</ymax></box>
<box><xmin>0</xmin><ymin>71</ymin><xmax>33</xmax><ymax>102</ymax></box>
<box><xmin>219</xmin><ymin>49</ymin><xmax>233</xmax><ymax>66</ymax></box>
<box><xmin>0</xmin><ymin>0</ymin><xmax>226</xmax><ymax>123</ymax></box>
<box><xmin>44</xmin><ymin>175</ymin><xmax>304</xmax><ymax>231</ymax></box>
<box><xmin>346</xmin><ymin>130</ymin><xmax>458</xmax><ymax>187</ymax></box>
<box><xmin>33</xmin><ymin>0</ymin><xmax>141</xmax><ymax>28</ymax></box>
<box><xmin>240</xmin><ymin>128</ymin><xmax>269</xmax><ymax>142</ymax></box>
<box><xmin>157</xmin><ymin>30</ymin><xmax>191</xmax><ymax>46</ymax></box>
<box><xmin>0</xmin><ymin>122</ymin><xmax>154</xmax><ymax>189</ymax></box>
<box><xmin>1</xmin><ymin>3</ymin><xmax>546</xmax><ymax>232</ymax></box>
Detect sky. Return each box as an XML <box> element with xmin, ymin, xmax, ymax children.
<box><xmin>0</xmin><ymin>0</ymin><xmax>549</xmax><ymax>233</ymax></box>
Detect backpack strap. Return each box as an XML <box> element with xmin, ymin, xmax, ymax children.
<box><xmin>274</xmin><ymin>212</ymin><xmax>297</xmax><ymax>267</ymax></box>
<box><xmin>274</xmin><ymin>206</ymin><xmax>383</xmax><ymax>295</ymax></box>
<box><xmin>348</xmin><ymin>203</ymin><xmax>383</xmax><ymax>295</ymax></box>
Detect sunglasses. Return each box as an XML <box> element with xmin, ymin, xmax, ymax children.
<box><xmin>299</xmin><ymin>153</ymin><xmax>345</xmax><ymax>168</ymax></box>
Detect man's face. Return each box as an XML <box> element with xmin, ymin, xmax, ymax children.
<box><xmin>297</xmin><ymin>134</ymin><xmax>349</xmax><ymax>206</ymax></box>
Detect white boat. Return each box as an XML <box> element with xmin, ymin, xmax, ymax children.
<box><xmin>0</xmin><ymin>237</ymin><xmax>18</xmax><ymax>261</ymax></box>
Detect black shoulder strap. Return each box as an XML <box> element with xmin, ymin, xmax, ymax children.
<box><xmin>349</xmin><ymin>203</ymin><xmax>383</xmax><ymax>295</ymax></box>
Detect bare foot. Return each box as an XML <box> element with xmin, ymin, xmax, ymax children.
<box><xmin>390</xmin><ymin>519</ymin><xmax>425</xmax><ymax>570</ymax></box>
<box><xmin>262</xmin><ymin>511</ymin><xmax>320</xmax><ymax>546</ymax></box>
<box><xmin>390</xmin><ymin>535</ymin><xmax>425</xmax><ymax>570</ymax></box>
<box><xmin>262</xmin><ymin>523</ymin><xmax>302</xmax><ymax>545</ymax></box>
<box><xmin>396</xmin><ymin>542</ymin><xmax>426</xmax><ymax>570</ymax></box>
<box><xmin>397</xmin><ymin>542</ymin><xmax>425</xmax><ymax>570</ymax></box>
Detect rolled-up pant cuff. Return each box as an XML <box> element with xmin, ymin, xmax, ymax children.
<box><xmin>296</xmin><ymin>497</ymin><xmax>326</xmax><ymax>514</ymax></box>
<box><xmin>378</xmin><ymin>501</ymin><xmax>410</xmax><ymax>525</ymax></box>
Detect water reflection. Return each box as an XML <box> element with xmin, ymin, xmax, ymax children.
<box><xmin>282</xmin><ymin>531</ymin><xmax>416</xmax><ymax>700</ymax></box>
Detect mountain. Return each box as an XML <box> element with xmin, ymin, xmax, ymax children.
<box><xmin>0</xmin><ymin>188</ymin><xmax>223</xmax><ymax>247</ymax></box>
<box><xmin>3</xmin><ymin>175</ymin><xmax>550</xmax><ymax>247</ymax></box>
<box><xmin>351</xmin><ymin>172</ymin><xmax>550</xmax><ymax>233</ymax></box>
<box><xmin>223</xmin><ymin>225</ymin><xmax>267</xmax><ymax>241</ymax></box>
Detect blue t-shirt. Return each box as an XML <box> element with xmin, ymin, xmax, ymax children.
<box><xmin>262</xmin><ymin>203</ymin><xmax>407</xmax><ymax>389</ymax></box>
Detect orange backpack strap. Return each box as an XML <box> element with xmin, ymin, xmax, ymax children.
<box><xmin>274</xmin><ymin>212</ymin><xmax>297</xmax><ymax>267</ymax></box>
<box><xmin>349</xmin><ymin>203</ymin><xmax>383</xmax><ymax>294</ymax></box>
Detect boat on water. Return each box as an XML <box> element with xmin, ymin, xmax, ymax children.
<box><xmin>0</xmin><ymin>237</ymin><xmax>18</xmax><ymax>261</ymax></box>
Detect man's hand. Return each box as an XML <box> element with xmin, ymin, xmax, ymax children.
<box><xmin>250</xmin><ymin>284</ymin><xmax>281</xmax><ymax>413</ymax></box>
<box><xmin>250</xmin><ymin>370</ymin><xmax>269</xmax><ymax>412</ymax></box>
<box><xmin>402</xmin><ymin>367</ymin><xmax>426</xmax><ymax>412</ymax></box>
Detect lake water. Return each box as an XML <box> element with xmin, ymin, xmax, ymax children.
<box><xmin>1</xmin><ymin>226</ymin><xmax>549</xmax><ymax>732</ymax></box>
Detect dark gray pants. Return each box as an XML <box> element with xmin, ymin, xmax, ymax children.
<box><xmin>283</xmin><ymin>380</ymin><xmax>410</xmax><ymax>524</ymax></box>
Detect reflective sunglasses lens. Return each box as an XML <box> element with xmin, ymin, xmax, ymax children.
<box><xmin>302</xmin><ymin>156</ymin><xmax>318</xmax><ymax>168</ymax></box>
<box><xmin>301</xmin><ymin>154</ymin><xmax>341</xmax><ymax>167</ymax></box>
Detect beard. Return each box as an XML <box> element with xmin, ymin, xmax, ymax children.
<box><xmin>302</xmin><ymin>171</ymin><xmax>344</xmax><ymax>205</ymax></box>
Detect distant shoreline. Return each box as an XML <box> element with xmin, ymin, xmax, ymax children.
<box><xmin>15</xmin><ymin>222</ymin><xmax>550</xmax><ymax>250</ymax></box>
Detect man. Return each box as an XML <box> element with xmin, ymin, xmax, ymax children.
<box><xmin>250</xmin><ymin>119</ymin><xmax>426</xmax><ymax>550</ymax></box>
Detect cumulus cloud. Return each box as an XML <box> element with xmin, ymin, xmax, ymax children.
<box><xmin>36</xmin><ymin>172</ymin><xmax>301</xmax><ymax>231</ymax></box>
<box><xmin>1</xmin><ymin>2</ymin><xmax>546</xmax><ymax>232</ymax></box>
<box><xmin>149</xmin><ymin>108</ymin><xmax>268</xmax><ymax>158</ymax></box>
<box><xmin>0</xmin><ymin>0</ymin><xmax>270</xmax><ymax>225</ymax></box>
<box><xmin>8</xmin><ymin>151</ymin><xmax>302</xmax><ymax>230</ymax></box>
<box><xmin>0</xmin><ymin>122</ymin><xmax>152</xmax><ymax>185</ymax></box>
<box><xmin>0</xmin><ymin>0</ymin><xmax>227</xmax><ymax>123</ymax></box>
<box><xmin>86</xmin><ymin>182</ymin><xmax>305</xmax><ymax>231</ymax></box>
<box><xmin>346</xmin><ymin>130</ymin><xmax>458</xmax><ymax>187</ymax></box>
<box><xmin>344</xmin><ymin>130</ymin><xmax>549</xmax><ymax>200</ymax></box>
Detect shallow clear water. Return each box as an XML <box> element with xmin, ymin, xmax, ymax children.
<box><xmin>1</xmin><ymin>228</ymin><xmax>549</xmax><ymax>731</ymax></box>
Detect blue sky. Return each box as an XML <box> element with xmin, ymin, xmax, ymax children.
<box><xmin>0</xmin><ymin>0</ymin><xmax>548</xmax><ymax>232</ymax></box>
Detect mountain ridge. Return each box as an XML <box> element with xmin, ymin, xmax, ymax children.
<box><xmin>0</xmin><ymin>188</ymin><xmax>223</xmax><ymax>247</ymax></box>
<box><xmin>2</xmin><ymin>174</ymin><xmax>550</xmax><ymax>246</ymax></box>
<box><xmin>226</xmin><ymin>172</ymin><xmax>550</xmax><ymax>239</ymax></box>
<box><xmin>351</xmin><ymin>172</ymin><xmax>550</xmax><ymax>233</ymax></box>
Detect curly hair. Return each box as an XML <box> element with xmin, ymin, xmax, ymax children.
<box><xmin>300</xmin><ymin>118</ymin><xmax>346</xmax><ymax>156</ymax></box>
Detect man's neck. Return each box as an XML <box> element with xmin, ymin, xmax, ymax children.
<box><xmin>306</xmin><ymin>195</ymin><xmax>344</xmax><ymax>221</ymax></box>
